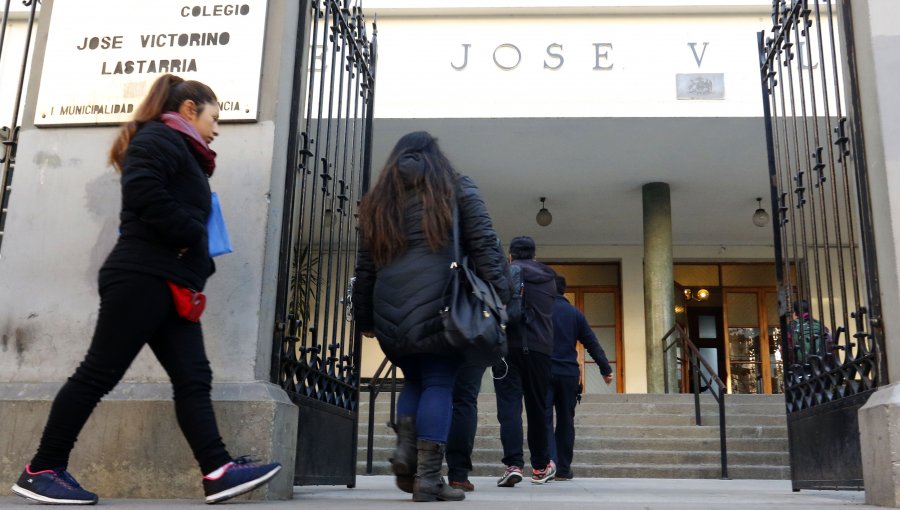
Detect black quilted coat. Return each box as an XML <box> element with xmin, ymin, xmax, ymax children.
<box><xmin>101</xmin><ymin>121</ymin><xmax>215</xmax><ymax>291</ymax></box>
<box><xmin>353</xmin><ymin>173</ymin><xmax>510</xmax><ymax>361</ymax></box>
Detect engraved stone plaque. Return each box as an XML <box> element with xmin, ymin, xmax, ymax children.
<box><xmin>676</xmin><ymin>73</ymin><xmax>725</xmax><ymax>100</ymax></box>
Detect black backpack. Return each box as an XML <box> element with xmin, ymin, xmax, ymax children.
<box><xmin>506</xmin><ymin>264</ymin><xmax>525</xmax><ymax>325</ymax></box>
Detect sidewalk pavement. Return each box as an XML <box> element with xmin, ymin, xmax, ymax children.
<box><xmin>1</xmin><ymin>475</ymin><xmax>874</xmax><ymax>509</ymax></box>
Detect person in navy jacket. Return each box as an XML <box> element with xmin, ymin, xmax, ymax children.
<box><xmin>546</xmin><ymin>275</ymin><xmax>613</xmax><ymax>480</ymax></box>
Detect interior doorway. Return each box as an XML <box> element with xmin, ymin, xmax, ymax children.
<box><xmin>675</xmin><ymin>263</ymin><xmax>781</xmax><ymax>394</ymax></box>
<box><xmin>685</xmin><ymin>305</ymin><xmax>725</xmax><ymax>393</ymax></box>
<box><xmin>723</xmin><ymin>289</ymin><xmax>782</xmax><ymax>394</ymax></box>
<box><xmin>565</xmin><ymin>287</ymin><xmax>621</xmax><ymax>394</ymax></box>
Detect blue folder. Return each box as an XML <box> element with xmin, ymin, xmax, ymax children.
<box><xmin>207</xmin><ymin>192</ymin><xmax>233</xmax><ymax>257</ymax></box>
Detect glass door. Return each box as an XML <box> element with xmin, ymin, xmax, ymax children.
<box><xmin>570</xmin><ymin>288</ymin><xmax>620</xmax><ymax>394</ymax></box>
<box><xmin>765</xmin><ymin>291</ymin><xmax>784</xmax><ymax>394</ymax></box>
<box><xmin>686</xmin><ymin>305</ymin><xmax>725</xmax><ymax>394</ymax></box>
<box><xmin>724</xmin><ymin>290</ymin><xmax>779</xmax><ymax>394</ymax></box>
<box><xmin>725</xmin><ymin>291</ymin><xmax>762</xmax><ymax>394</ymax></box>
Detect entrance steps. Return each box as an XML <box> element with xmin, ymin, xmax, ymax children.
<box><xmin>357</xmin><ymin>393</ymin><xmax>790</xmax><ymax>480</ymax></box>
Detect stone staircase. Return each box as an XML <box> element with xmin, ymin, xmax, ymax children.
<box><xmin>357</xmin><ymin>393</ymin><xmax>790</xmax><ymax>480</ymax></box>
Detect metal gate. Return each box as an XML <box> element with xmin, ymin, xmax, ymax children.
<box><xmin>758</xmin><ymin>0</ymin><xmax>887</xmax><ymax>491</ymax></box>
<box><xmin>0</xmin><ymin>0</ymin><xmax>39</xmax><ymax>254</ymax></box>
<box><xmin>271</xmin><ymin>0</ymin><xmax>376</xmax><ymax>487</ymax></box>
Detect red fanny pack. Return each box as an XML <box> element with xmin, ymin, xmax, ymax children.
<box><xmin>166</xmin><ymin>280</ymin><xmax>206</xmax><ymax>322</ymax></box>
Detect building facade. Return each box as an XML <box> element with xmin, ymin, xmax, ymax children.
<box><xmin>358</xmin><ymin>1</ymin><xmax>787</xmax><ymax>395</ymax></box>
<box><xmin>2</xmin><ymin>0</ymin><xmax>900</xmax><ymax>505</ymax></box>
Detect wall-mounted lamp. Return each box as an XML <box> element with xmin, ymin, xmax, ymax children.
<box><xmin>536</xmin><ymin>196</ymin><xmax>552</xmax><ymax>227</ymax></box>
<box><xmin>683</xmin><ymin>288</ymin><xmax>710</xmax><ymax>302</ymax></box>
<box><xmin>752</xmin><ymin>197</ymin><xmax>770</xmax><ymax>228</ymax></box>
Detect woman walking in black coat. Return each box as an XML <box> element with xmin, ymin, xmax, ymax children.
<box><xmin>11</xmin><ymin>74</ymin><xmax>280</xmax><ymax>505</ymax></box>
<box><xmin>353</xmin><ymin>131</ymin><xmax>510</xmax><ymax>502</ymax></box>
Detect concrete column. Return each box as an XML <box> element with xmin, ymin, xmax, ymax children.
<box><xmin>859</xmin><ymin>383</ymin><xmax>900</xmax><ymax>507</ymax></box>
<box><xmin>844</xmin><ymin>0</ymin><xmax>900</xmax><ymax>505</ymax></box>
<box><xmin>642</xmin><ymin>182</ymin><xmax>675</xmax><ymax>394</ymax></box>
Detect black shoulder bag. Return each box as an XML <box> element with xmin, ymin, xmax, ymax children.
<box><xmin>441</xmin><ymin>204</ymin><xmax>509</xmax><ymax>363</ymax></box>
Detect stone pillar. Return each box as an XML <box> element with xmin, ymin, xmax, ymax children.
<box><xmin>0</xmin><ymin>0</ymin><xmax>304</xmax><ymax>500</ymax></box>
<box><xmin>859</xmin><ymin>383</ymin><xmax>900</xmax><ymax>507</ymax></box>
<box><xmin>642</xmin><ymin>182</ymin><xmax>675</xmax><ymax>394</ymax></box>
<box><xmin>843</xmin><ymin>0</ymin><xmax>900</xmax><ymax>505</ymax></box>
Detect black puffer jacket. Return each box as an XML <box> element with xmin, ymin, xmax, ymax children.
<box><xmin>101</xmin><ymin>121</ymin><xmax>215</xmax><ymax>290</ymax></box>
<box><xmin>353</xmin><ymin>173</ymin><xmax>510</xmax><ymax>360</ymax></box>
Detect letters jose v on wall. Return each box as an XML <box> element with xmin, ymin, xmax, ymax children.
<box><xmin>33</xmin><ymin>1</ymin><xmax>268</xmax><ymax>126</ymax></box>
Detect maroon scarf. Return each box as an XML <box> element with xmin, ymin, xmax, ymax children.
<box><xmin>160</xmin><ymin>111</ymin><xmax>217</xmax><ymax>177</ymax></box>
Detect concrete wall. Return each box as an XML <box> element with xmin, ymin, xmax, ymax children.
<box><xmin>846</xmin><ymin>0</ymin><xmax>900</xmax><ymax>506</ymax></box>
<box><xmin>362</xmin><ymin>1</ymin><xmax>775</xmax><ymax>120</ymax></box>
<box><xmin>0</xmin><ymin>0</ymin><xmax>302</xmax><ymax>499</ymax></box>
<box><xmin>1</xmin><ymin>382</ymin><xmax>297</xmax><ymax>500</ymax></box>
<box><xmin>846</xmin><ymin>0</ymin><xmax>900</xmax><ymax>383</ymax></box>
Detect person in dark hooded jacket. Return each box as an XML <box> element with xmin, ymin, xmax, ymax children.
<box><xmin>493</xmin><ymin>236</ymin><xmax>558</xmax><ymax>487</ymax></box>
<box><xmin>353</xmin><ymin>131</ymin><xmax>509</xmax><ymax>502</ymax></box>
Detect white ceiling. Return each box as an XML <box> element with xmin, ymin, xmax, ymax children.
<box><xmin>369</xmin><ymin>117</ymin><xmax>775</xmax><ymax>250</ymax></box>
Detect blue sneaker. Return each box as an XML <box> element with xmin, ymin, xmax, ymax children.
<box><xmin>202</xmin><ymin>456</ymin><xmax>282</xmax><ymax>504</ymax></box>
<box><xmin>11</xmin><ymin>465</ymin><xmax>98</xmax><ymax>505</ymax></box>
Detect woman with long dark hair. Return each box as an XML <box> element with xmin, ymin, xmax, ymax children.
<box><xmin>353</xmin><ymin>131</ymin><xmax>510</xmax><ymax>502</ymax></box>
<box><xmin>11</xmin><ymin>74</ymin><xmax>280</xmax><ymax>505</ymax></box>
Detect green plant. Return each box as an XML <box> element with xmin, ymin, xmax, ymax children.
<box><xmin>289</xmin><ymin>243</ymin><xmax>319</xmax><ymax>325</ymax></box>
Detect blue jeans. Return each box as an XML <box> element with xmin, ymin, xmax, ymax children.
<box><xmin>395</xmin><ymin>354</ymin><xmax>461</xmax><ymax>443</ymax></box>
<box><xmin>446</xmin><ymin>360</ymin><xmax>487</xmax><ymax>482</ymax></box>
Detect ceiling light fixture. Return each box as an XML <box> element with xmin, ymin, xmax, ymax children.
<box><xmin>683</xmin><ymin>288</ymin><xmax>710</xmax><ymax>302</ymax></box>
<box><xmin>536</xmin><ymin>196</ymin><xmax>552</xmax><ymax>227</ymax></box>
<box><xmin>753</xmin><ymin>197</ymin><xmax>770</xmax><ymax>228</ymax></box>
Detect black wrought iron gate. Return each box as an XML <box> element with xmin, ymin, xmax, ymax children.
<box><xmin>758</xmin><ymin>0</ymin><xmax>887</xmax><ymax>491</ymax></box>
<box><xmin>0</xmin><ymin>0</ymin><xmax>39</xmax><ymax>255</ymax></box>
<box><xmin>271</xmin><ymin>0</ymin><xmax>376</xmax><ymax>487</ymax></box>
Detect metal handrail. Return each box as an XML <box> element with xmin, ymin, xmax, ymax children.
<box><xmin>662</xmin><ymin>323</ymin><xmax>729</xmax><ymax>479</ymax></box>
<box><xmin>364</xmin><ymin>355</ymin><xmax>399</xmax><ymax>474</ymax></box>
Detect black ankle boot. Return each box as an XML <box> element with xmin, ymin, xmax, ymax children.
<box><xmin>389</xmin><ymin>416</ymin><xmax>416</xmax><ymax>493</ymax></box>
<box><xmin>413</xmin><ymin>439</ymin><xmax>465</xmax><ymax>502</ymax></box>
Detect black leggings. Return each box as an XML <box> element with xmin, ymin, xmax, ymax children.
<box><xmin>30</xmin><ymin>270</ymin><xmax>231</xmax><ymax>474</ymax></box>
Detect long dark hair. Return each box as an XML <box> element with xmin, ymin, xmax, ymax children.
<box><xmin>358</xmin><ymin>131</ymin><xmax>458</xmax><ymax>267</ymax></box>
<box><xmin>108</xmin><ymin>74</ymin><xmax>217</xmax><ymax>172</ymax></box>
